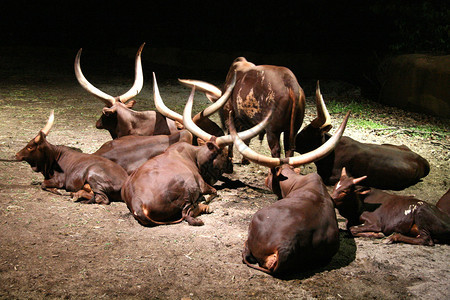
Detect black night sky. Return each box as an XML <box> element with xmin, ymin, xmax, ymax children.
<box><xmin>0</xmin><ymin>1</ymin><xmax>447</xmax><ymax>87</ymax></box>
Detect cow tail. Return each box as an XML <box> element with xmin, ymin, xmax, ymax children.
<box><xmin>242</xmin><ymin>242</ymin><xmax>276</xmax><ymax>275</ymax></box>
<box><xmin>287</xmin><ymin>88</ymin><xmax>297</xmax><ymax>157</ymax></box>
<box><xmin>136</xmin><ymin>204</ymin><xmax>185</xmax><ymax>227</ymax></box>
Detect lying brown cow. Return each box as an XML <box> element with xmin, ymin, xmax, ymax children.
<box><xmin>16</xmin><ymin>111</ymin><xmax>128</xmax><ymax>204</ymax></box>
<box><xmin>295</xmin><ymin>83</ymin><xmax>430</xmax><ymax>190</ymax></box>
<box><xmin>75</xmin><ymin>43</ymin><xmax>179</xmax><ymax>139</ymax></box>
<box><xmin>331</xmin><ymin>168</ymin><xmax>450</xmax><ymax>245</ymax></box>
<box><xmin>121</xmin><ymin>76</ymin><xmax>272</xmax><ymax>226</ymax></box>
<box><xmin>179</xmin><ymin>57</ymin><xmax>306</xmax><ymax>161</ymax></box>
<box><xmin>93</xmin><ymin>130</ymin><xmax>193</xmax><ymax>174</ymax></box>
<box><xmin>229</xmin><ymin>109</ymin><xmax>350</xmax><ymax>275</ymax></box>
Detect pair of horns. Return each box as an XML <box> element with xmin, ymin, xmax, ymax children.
<box><xmin>74</xmin><ymin>43</ymin><xmax>145</xmax><ymax>107</ymax></box>
<box><xmin>229</xmin><ymin>82</ymin><xmax>349</xmax><ymax>168</ymax></box>
<box><xmin>154</xmin><ymin>72</ymin><xmax>272</xmax><ymax>148</ymax></box>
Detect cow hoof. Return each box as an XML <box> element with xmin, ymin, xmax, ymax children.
<box><xmin>204</xmin><ymin>194</ymin><xmax>217</xmax><ymax>204</ymax></box>
<box><xmin>185</xmin><ymin>216</ymin><xmax>204</xmax><ymax>226</ymax></box>
<box><xmin>383</xmin><ymin>234</ymin><xmax>397</xmax><ymax>244</ymax></box>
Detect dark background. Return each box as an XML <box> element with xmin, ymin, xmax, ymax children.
<box><xmin>0</xmin><ymin>1</ymin><xmax>448</xmax><ymax>90</ymax></box>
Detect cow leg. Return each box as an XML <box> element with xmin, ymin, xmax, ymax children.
<box><xmin>384</xmin><ymin>231</ymin><xmax>434</xmax><ymax>246</ymax></box>
<box><xmin>266</xmin><ymin>131</ymin><xmax>281</xmax><ymax>158</ymax></box>
<box><xmin>349</xmin><ymin>212</ymin><xmax>384</xmax><ymax>238</ymax></box>
<box><xmin>190</xmin><ymin>203</ymin><xmax>213</xmax><ymax>217</ymax></box>
<box><xmin>41</xmin><ymin>175</ymin><xmax>65</xmax><ymax>195</ymax></box>
<box><xmin>71</xmin><ymin>189</ymin><xmax>95</xmax><ymax>203</ymax></box>
<box><xmin>283</xmin><ymin>130</ymin><xmax>294</xmax><ymax>158</ymax></box>
<box><xmin>240</xmin><ymin>139</ymin><xmax>251</xmax><ymax>165</ymax></box>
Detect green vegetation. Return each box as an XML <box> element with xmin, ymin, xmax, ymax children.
<box><xmin>325</xmin><ymin>99</ymin><xmax>449</xmax><ymax>139</ymax></box>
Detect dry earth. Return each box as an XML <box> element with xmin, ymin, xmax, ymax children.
<box><xmin>0</xmin><ymin>49</ymin><xmax>449</xmax><ymax>299</ymax></box>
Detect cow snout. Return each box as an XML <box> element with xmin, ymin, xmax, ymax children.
<box><xmin>15</xmin><ymin>151</ymin><xmax>24</xmax><ymax>161</ymax></box>
<box><xmin>95</xmin><ymin>119</ymin><xmax>104</xmax><ymax>129</ymax></box>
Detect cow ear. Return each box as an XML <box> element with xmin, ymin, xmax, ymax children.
<box><xmin>197</xmin><ymin>138</ymin><xmax>206</xmax><ymax>146</ymax></box>
<box><xmin>356</xmin><ymin>186</ymin><xmax>371</xmax><ymax>195</ymax></box>
<box><xmin>321</xmin><ymin>124</ymin><xmax>333</xmax><ymax>133</ymax></box>
<box><xmin>125</xmin><ymin>100</ymin><xmax>136</xmax><ymax>109</ymax></box>
<box><xmin>206</xmin><ymin>141</ymin><xmax>219</xmax><ymax>151</ymax></box>
<box><xmin>35</xmin><ymin>131</ymin><xmax>47</xmax><ymax>144</ymax></box>
<box><xmin>102</xmin><ymin>107</ymin><xmax>116</xmax><ymax>116</ymax></box>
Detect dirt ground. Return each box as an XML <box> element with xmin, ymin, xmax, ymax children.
<box><xmin>0</xmin><ymin>49</ymin><xmax>449</xmax><ymax>299</ymax></box>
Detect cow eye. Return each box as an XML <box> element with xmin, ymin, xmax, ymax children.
<box><xmin>27</xmin><ymin>146</ymin><xmax>34</xmax><ymax>151</ymax></box>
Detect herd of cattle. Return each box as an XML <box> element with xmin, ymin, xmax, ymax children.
<box><xmin>15</xmin><ymin>44</ymin><xmax>450</xmax><ymax>276</ymax></box>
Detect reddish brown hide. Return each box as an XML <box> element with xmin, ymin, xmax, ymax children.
<box><xmin>331</xmin><ymin>169</ymin><xmax>450</xmax><ymax>246</ymax></box>
<box><xmin>242</xmin><ymin>166</ymin><xmax>340</xmax><ymax>275</ymax></box>
<box><xmin>16</xmin><ymin>112</ymin><xmax>127</xmax><ymax>204</ymax></box>
<box><xmin>179</xmin><ymin>57</ymin><xmax>305</xmax><ymax>161</ymax></box>
<box><xmin>93</xmin><ymin>130</ymin><xmax>193</xmax><ymax>174</ymax></box>
<box><xmin>295</xmin><ymin>84</ymin><xmax>429</xmax><ymax>190</ymax></box>
<box><xmin>228</xmin><ymin>109</ymin><xmax>349</xmax><ymax>275</ymax></box>
<box><xmin>121</xmin><ymin>77</ymin><xmax>272</xmax><ymax>227</ymax></box>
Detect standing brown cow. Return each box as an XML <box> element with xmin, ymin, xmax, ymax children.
<box><xmin>16</xmin><ymin>111</ymin><xmax>128</xmax><ymax>204</ymax></box>
<box><xmin>179</xmin><ymin>57</ymin><xmax>305</xmax><ymax>161</ymax></box>
<box><xmin>229</xmin><ymin>109</ymin><xmax>350</xmax><ymax>275</ymax></box>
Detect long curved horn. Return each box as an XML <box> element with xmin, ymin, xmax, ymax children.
<box><xmin>178</xmin><ymin>79</ymin><xmax>223</xmax><ymax>101</ymax></box>
<box><xmin>34</xmin><ymin>110</ymin><xmax>55</xmax><ymax>143</ymax></box>
<box><xmin>192</xmin><ymin>72</ymin><xmax>236</xmax><ymax>123</ymax></box>
<box><xmin>230</xmin><ymin>111</ymin><xmax>350</xmax><ymax>168</ymax></box>
<box><xmin>183</xmin><ymin>86</ymin><xmax>273</xmax><ymax>148</ymax></box>
<box><xmin>74</xmin><ymin>49</ymin><xmax>116</xmax><ymax>107</ymax></box>
<box><xmin>310</xmin><ymin>81</ymin><xmax>332</xmax><ymax>129</ymax></box>
<box><xmin>116</xmin><ymin>42</ymin><xmax>145</xmax><ymax>103</ymax></box>
<box><xmin>74</xmin><ymin>43</ymin><xmax>145</xmax><ymax>106</ymax></box>
<box><xmin>215</xmin><ymin>106</ymin><xmax>274</xmax><ymax>148</ymax></box>
<box><xmin>287</xmin><ymin>111</ymin><xmax>349</xmax><ymax>167</ymax></box>
<box><xmin>153</xmin><ymin>72</ymin><xmax>184</xmax><ymax>123</ymax></box>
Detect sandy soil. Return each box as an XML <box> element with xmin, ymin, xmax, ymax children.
<box><xmin>0</xmin><ymin>59</ymin><xmax>449</xmax><ymax>299</ymax></box>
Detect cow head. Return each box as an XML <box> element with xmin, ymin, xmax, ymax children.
<box><xmin>295</xmin><ymin>81</ymin><xmax>333</xmax><ymax>154</ymax></box>
<box><xmin>330</xmin><ymin>168</ymin><xmax>368</xmax><ymax>225</ymax></box>
<box><xmin>16</xmin><ymin>111</ymin><xmax>60</xmax><ymax>178</ymax></box>
<box><xmin>75</xmin><ymin>43</ymin><xmax>144</xmax><ymax>138</ymax></box>
<box><xmin>154</xmin><ymin>72</ymin><xmax>271</xmax><ymax>184</ymax></box>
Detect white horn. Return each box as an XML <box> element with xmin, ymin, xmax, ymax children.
<box><xmin>74</xmin><ymin>48</ymin><xmax>116</xmax><ymax>107</ymax></box>
<box><xmin>117</xmin><ymin>43</ymin><xmax>145</xmax><ymax>103</ymax></box>
<box><xmin>153</xmin><ymin>72</ymin><xmax>184</xmax><ymax>123</ymax></box>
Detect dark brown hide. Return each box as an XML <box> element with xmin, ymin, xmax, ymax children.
<box><xmin>121</xmin><ymin>141</ymin><xmax>231</xmax><ymax>226</ymax></box>
<box><xmin>436</xmin><ymin>188</ymin><xmax>450</xmax><ymax>215</ymax></box>
<box><xmin>224</xmin><ymin>58</ymin><xmax>305</xmax><ymax>159</ymax></box>
<box><xmin>186</xmin><ymin>57</ymin><xmax>305</xmax><ymax>160</ymax></box>
<box><xmin>295</xmin><ymin>128</ymin><xmax>430</xmax><ymax>190</ymax></box>
<box><xmin>331</xmin><ymin>172</ymin><xmax>450</xmax><ymax>245</ymax></box>
<box><xmin>93</xmin><ymin>130</ymin><xmax>193</xmax><ymax>174</ymax></box>
<box><xmin>16</xmin><ymin>131</ymin><xmax>127</xmax><ymax>204</ymax></box>
<box><xmin>242</xmin><ymin>165</ymin><xmax>339</xmax><ymax>275</ymax></box>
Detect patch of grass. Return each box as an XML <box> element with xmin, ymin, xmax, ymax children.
<box><xmin>327</xmin><ymin>100</ymin><xmax>367</xmax><ymax>115</ymax></box>
<box><xmin>350</xmin><ymin>119</ymin><xmax>385</xmax><ymax>130</ymax></box>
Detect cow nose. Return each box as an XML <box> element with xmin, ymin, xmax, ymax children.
<box><xmin>15</xmin><ymin>153</ymin><xmax>23</xmax><ymax>161</ymax></box>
